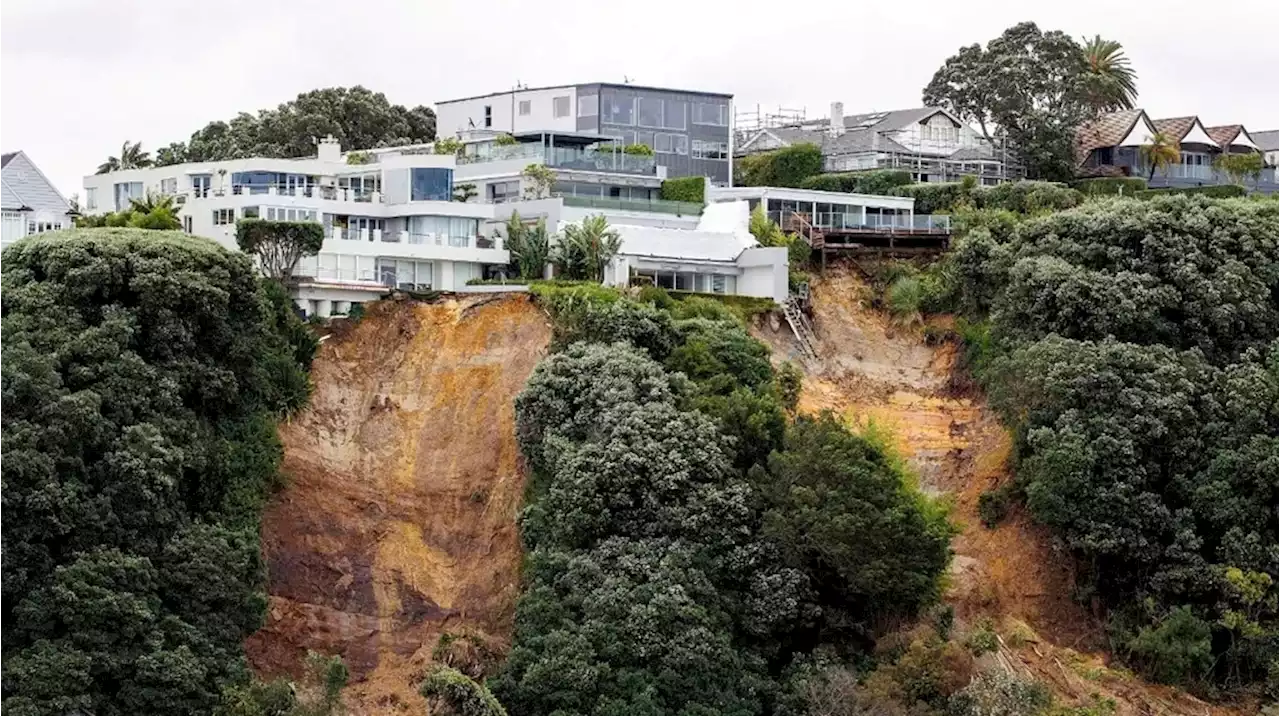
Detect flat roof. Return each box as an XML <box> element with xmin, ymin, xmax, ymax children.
<box><xmin>437</xmin><ymin>81</ymin><xmax>732</xmax><ymax>105</ymax></box>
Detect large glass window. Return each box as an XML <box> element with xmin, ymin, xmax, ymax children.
<box><xmin>113</xmin><ymin>181</ymin><xmax>143</xmax><ymax>211</ymax></box>
<box><xmin>663</xmin><ymin>100</ymin><xmax>687</xmax><ymax>130</ymax></box>
<box><xmin>578</xmin><ymin>94</ymin><xmax>598</xmax><ymax>117</ymax></box>
<box><xmin>655</xmin><ymin>134</ymin><xmax>672</xmax><ymax>154</ymax></box>
<box><xmin>487</xmin><ymin>180</ymin><xmax>521</xmax><ymax>203</ymax></box>
<box><xmin>601</xmin><ymin>94</ymin><xmax>634</xmax><ymax>125</ymax></box>
<box><xmin>637</xmin><ymin>97</ymin><xmax>663</xmax><ymax>128</ymax></box>
<box><xmin>410</xmin><ymin>168</ymin><xmax>453</xmax><ymax>201</ymax></box>
<box><xmin>553</xmin><ymin>96</ymin><xmax>571</xmax><ymax>118</ymax></box>
<box><xmin>693</xmin><ymin>102</ymin><xmax>728</xmax><ymax>126</ymax></box>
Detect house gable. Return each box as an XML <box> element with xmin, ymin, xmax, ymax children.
<box><xmin>1181</xmin><ymin>119</ymin><xmax>1217</xmax><ymax>147</ymax></box>
<box><xmin>0</xmin><ymin>152</ymin><xmax>71</xmax><ymax>214</ymax></box>
<box><xmin>1117</xmin><ymin>115</ymin><xmax>1157</xmax><ymax>146</ymax></box>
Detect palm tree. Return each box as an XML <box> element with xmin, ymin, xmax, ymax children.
<box><xmin>128</xmin><ymin>191</ymin><xmax>177</xmax><ymax>215</ymax></box>
<box><xmin>1140</xmin><ymin>132</ymin><xmax>1181</xmax><ymax>181</ymax></box>
<box><xmin>504</xmin><ymin>211</ymin><xmax>550</xmax><ymax>280</ymax></box>
<box><xmin>1081</xmin><ymin>35</ymin><xmax>1138</xmax><ymax>114</ymax></box>
<box><xmin>557</xmin><ymin>215</ymin><xmax>621</xmax><ymax>282</ymax></box>
<box><xmin>96</xmin><ymin>140</ymin><xmax>153</xmax><ymax>174</ymax></box>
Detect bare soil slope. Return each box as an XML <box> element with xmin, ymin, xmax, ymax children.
<box><xmin>756</xmin><ymin>268</ymin><xmax>1244</xmax><ymax>716</ymax></box>
<box><xmin>244</xmin><ymin>294</ymin><xmax>550</xmax><ymax>713</ymax></box>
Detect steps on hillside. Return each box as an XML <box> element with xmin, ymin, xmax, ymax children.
<box><xmin>783</xmin><ymin>297</ymin><xmax>819</xmax><ymax>359</ymax></box>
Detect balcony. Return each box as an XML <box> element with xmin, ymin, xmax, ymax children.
<box><xmin>458</xmin><ymin>144</ymin><xmax>658</xmax><ymax>175</ymax></box>
<box><xmin>193</xmin><ymin>184</ymin><xmax>383</xmax><ymax>203</ymax></box>
<box><xmin>558</xmin><ymin>194</ymin><xmax>703</xmax><ymax>216</ymax></box>
<box><xmin>326</xmin><ymin>227</ymin><xmax>505</xmax><ymax>255</ymax></box>
<box><xmin>770</xmin><ymin>211</ymin><xmax>951</xmax><ymax>234</ymax></box>
<box><xmin>457</xmin><ymin>144</ymin><xmax>544</xmax><ymax>164</ymax></box>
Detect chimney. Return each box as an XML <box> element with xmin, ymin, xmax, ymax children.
<box><xmin>317</xmin><ymin>135</ymin><xmax>341</xmax><ymax>163</ymax></box>
<box><xmin>829</xmin><ymin>102</ymin><xmax>845</xmax><ymax>137</ymax></box>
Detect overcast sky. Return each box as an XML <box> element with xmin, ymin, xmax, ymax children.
<box><xmin>3</xmin><ymin>0</ymin><xmax>1277</xmax><ymax>197</ymax></box>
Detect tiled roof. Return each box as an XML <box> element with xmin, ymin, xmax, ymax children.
<box><xmin>1151</xmin><ymin>116</ymin><xmax>1196</xmax><ymax>142</ymax></box>
<box><xmin>1252</xmin><ymin>130</ymin><xmax>1279</xmax><ymax>152</ymax></box>
<box><xmin>1074</xmin><ymin>109</ymin><xmax>1145</xmax><ymax>164</ymax></box>
<box><xmin>1205</xmin><ymin>125</ymin><xmax>1244</xmax><ymax>147</ymax></box>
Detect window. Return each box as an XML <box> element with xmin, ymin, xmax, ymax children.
<box><xmin>183</xmin><ymin>215</ymin><xmax>193</xmax><ymax>233</ymax></box>
<box><xmin>578</xmin><ymin>94</ymin><xmax>598</xmax><ymax>117</ymax></box>
<box><xmin>160</xmin><ymin>177</ymin><xmax>177</xmax><ymax>195</ymax></box>
<box><xmin>243</xmin><ymin>206</ymin><xmax>260</xmax><ymax>219</ymax></box>
<box><xmin>191</xmin><ymin>174</ymin><xmax>211</xmax><ymax>198</ymax></box>
<box><xmin>113</xmin><ymin>181</ymin><xmax>143</xmax><ymax>211</ymax></box>
<box><xmin>487</xmin><ymin>180</ymin><xmax>521</xmax><ymax>203</ymax></box>
<box><xmin>663</xmin><ymin>100</ymin><xmax>686</xmax><ymax>130</ymax></box>
<box><xmin>637</xmin><ymin>97</ymin><xmax>663</xmax><ymax>128</ymax></box>
<box><xmin>410</xmin><ymin>168</ymin><xmax>453</xmax><ymax>201</ymax></box>
<box><xmin>693</xmin><ymin>140</ymin><xmax>727</xmax><ymax>160</ymax></box>
<box><xmin>265</xmin><ymin>207</ymin><xmax>317</xmax><ymax>221</ymax></box>
<box><xmin>655</xmin><ymin>133</ymin><xmax>672</xmax><ymax>153</ymax></box>
<box><xmin>213</xmin><ymin>208</ymin><xmax>235</xmax><ymax>225</ymax></box>
<box><xmin>27</xmin><ymin>221</ymin><xmax>60</xmax><ymax>234</ymax></box>
<box><xmin>693</xmin><ymin>103</ymin><xmax>728</xmax><ymax>126</ymax></box>
<box><xmin>634</xmin><ymin>131</ymin><xmax>654</xmax><ymax>149</ymax></box>
<box><xmin>673</xmin><ymin>135</ymin><xmax>688</xmax><ymax>155</ymax></box>
<box><xmin>601</xmin><ymin>95</ymin><xmax>634</xmax><ymax>125</ymax></box>
<box><xmin>553</xmin><ymin>95</ymin><xmax>570</xmax><ymax>118</ymax></box>
<box><xmin>483</xmin><ymin>105</ymin><xmax>492</xmax><ymax>128</ymax></box>
<box><xmin>86</xmin><ymin>187</ymin><xmax>97</xmax><ymax>210</ymax></box>
<box><xmin>518</xmin><ymin>100</ymin><xmax>531</xmax><ymax>116</ymax></box>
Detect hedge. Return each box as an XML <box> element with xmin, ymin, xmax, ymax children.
<box><xmin>798</xmin><ymin>169</ymin><xmax>913</xmax><ymax>196</ymax></box>
<box><xmin>891</xmin><ymin>182</ymin><xmax>972</xmax><ymax>214</ymax></box>
<box><xmin>1134</xmin><ymin>184</ymin><xmax>1248</xmax><ymax>199</ymax></box>
<box><xmin>1070</xmin><ymin>177</ymin><xmax>1148</xmax><ymax>197</ymax></box>
<box><xmin>660</xmin><ymin>176</ymin><xmax>706</xmax><ymax>204</ymax></box>
<box><xmin>891</xmin><ymin>180</ymin><xmax>1083</xmax><ymax>214</ymax></box>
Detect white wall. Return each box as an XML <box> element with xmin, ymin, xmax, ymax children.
<box><xmin>736</xmin><ymin>247</ymin><xmax>788</xmax><ymax>303</ymax></box>
<box><xmin>436</xmin><ymin>87</ymin><xmax>579</xmax><ymax>136</ymax></box>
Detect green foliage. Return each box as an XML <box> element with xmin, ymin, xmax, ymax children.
<box><xmin>215</xmin><ymin>651</ymin><xmax>347</xmax><ymax>716</ymax></box>
<box><xmin>861</xmin><ymin>634</ymin><xmax>975</xmax><ymax>713</ymax></box>
<box><xmin>2</xmin><ymin>229</ymin><xmax>313</xmax><ymax>715</ymax></box>
<box><xmin>738</xmin><ymin>142</ymin><xmax>825</xmax><ymax>187</ymax></box>
<box><xmin>452</xmin><ymin>182</ymin><xmax>478</xmax><ymax>202</ymax></box>
<box><xmin>235</xmin><ymin>219</ymin><xmax>325</xmax><ymax>282</ymax></box>
<box><xmin>977</xmin><ymin>482</ymin><xmax>1016</xmax><ymax>528</ymax></box>
<box><xmin>1134</xmin><ymin>184</ymin><xmax>1248</xmax><ymax>199</ymax></box>
<box><xmin>799</xmin><ymin>169</ymin><xmax>915</xmax><ymax>195</ymax></box>
<box><xmin>886</xmin><ymin>275</ymin><xmax>927</xmax><ymax>320</ymax></box>
<box><xmin>501</xmin><ymin>211</ymin><xmax>550</xmax><ymax>280</ymax></box>
<box><xmin>1123</xmin><ymin>606</ymin><xmax>1214</xmax><ymax>686</ymax></box>
<box><xmin>1070</xmin><ymin>177</ymin><xmax>1147</xmax><ymax>196</ymax></box>
<box><xmin>434</xmin><ymin>136</ymin><xmax>463</xmax><ymax>155</ymax></box>
<box><xmin>169</xmin><ymin>87</ymin><xmax>435</xmax><ymax>162</ymax></box>
<box><xmin>79</xmin><ymin>192</ymin><xmax>184</xmax><ymax>231</ymax></box>
<box><xmin>344</xmin><ymin>150</ymin><xmax>373</xmax><ymax>165</ymax></box>
<box><xmin>1140</xmin><ymin>132</ymin><xmax>1181</xmax><ymax>181</ymax></box>
<box><xmin>966</xmin><ymin>619</ymin><xmax>1000</xmax><ymax>656</ymax></box>
<box><xmin>981</xmin><ymin>181</ymin><xmax>1082</xmax><ymax>213</ymax></box>
<box><xmin>924</xmin><ymin>23</ymin><xmax>1094</xmax><ymax>181</ymax></box>
<box><xmin>660</xmin><ymin>175</ymin><xmax>706</xmax><ymax>204</ymax></box>
<box><xmin>96</xmin><ymin>139</ymin><xmax>152</xmax><ymax>174</ymax></box>
<box><xmin>949</xmin><ymin>669</ymin><xmax>1053</xmax><ymax>716</ymax></box>
<box><xmin>894</xmin><ymin>182</ymin><xmax>977</xmax><ymax>214</ymax></box>
<box><xmin>1214</xmin><ymin>152</ymin><xmax>1265</xmax><ymax>185</ymax></box>
<box><xmin>493</xmin><ymin>133</ymin><xmax>518</xmax><ymax>146</ymax></box>
<box><xmin>1081</xmin><ymin>35</ymin><xmax>1138</xmax><ymax>114</ymax></box>
<box><xmin>622</xmin><ymin>142</ymin><xmax>654</xmax><ymax>156</ymax></box>
<box><xmin>750</xmin><ymin>203</ymin><xmax>788</xmax><ymax>246</ymax></box>
<box><xmin>420</xmin><ymin>665</ymin><xmax>507</xmax><ymax>716</ymax></box>
<box><xmin>521</xmin><ymin>163</ymin><xmax>555</xmax><ymax>200</ymax></box>
<box><xmin>555</xmin><ymin>214</ymin><xmax>620</xmax><ymax>281</ymax></box>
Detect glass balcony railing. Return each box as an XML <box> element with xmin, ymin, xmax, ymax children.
<box><xmin>457</xmin><ymin>144</ymin><xmax>544</xmax><ymax>164</ymax></box>
<box><xmin>545</xmin><ymin>147</ymin><xmax>657</xmax><ymax>175</ymax></box>
<box><xmin>557</xmin><ymin>194</ymin><xmax>703</xmax><ymax>216</ymax></box>
<box><xmin>771</xmin><ymin>211</ymin><xmax>951</xmax><ymax>233</ymax></box>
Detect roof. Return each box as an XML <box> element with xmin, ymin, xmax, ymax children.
<box><xmin>1205</xmin><ymin>124</ymin><xmax>1254</xmax><ymax>148</ymax></box>
<box><xmin>1</xmin><ymin>151</ymin><xmax>71</xmax><ymax>214</ymax></box>
<box><xmin>842</xmin><ymin>107</ymin><xmax>947</xmax><ymax>132</ymax></box>
<box><xmin>1253</xmin><ymin>130</ymin><xmax>1279</xmax><ymax>152</ymax></box>
<box><xmin>1151</xmin><ymin>116</ymin><xmax>1195</xmax><ymax>141</ymax></box>
<box><xmin>2</xmin><ymin>177</ymin><xmax>30</xmax><ymax>210</ymax></box>
<box><xmin>1</xmin><ymin>152</ymin><xmax>16</xmax><ymax>169</ymax></box>
<box><xmin>438</xmin><ymin>81</ymin><xmax>732</xmax><ymax>105</ymax></box>
<box><xmin>1074</xmin><ymin>109</ymin><xmax>1146</xmax><ymax>163</ymax></box>
<box><xmin>614</xmin><ymin>225</ymin><xmax>755</xmax><ymax>262</ymax></box>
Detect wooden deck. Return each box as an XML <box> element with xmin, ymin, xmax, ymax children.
<box><xmin>782</xmin><ymin>212</ymin><xmax>952</xmax><ymax>267</ymax></box>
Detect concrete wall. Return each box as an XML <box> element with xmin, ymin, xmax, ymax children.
<box><xmin>736</xmin><ymin>247</ymin><xmax>788</xmax><ymax>304</ymax></box>
<box><xmin>436</xmin><ymin>87</ymin><xmax>579</xmax><ymax>136</ymax></box>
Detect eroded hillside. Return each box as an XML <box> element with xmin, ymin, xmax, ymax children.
<box><xmin>755</xmin><ymin>268</ymin><xmax>1246</xmax><ymax>716</ymax></box>
<box><xmin>244</xmin><ymin>294</ymin><xmax>550</xmax><ymax>713</ymax></box>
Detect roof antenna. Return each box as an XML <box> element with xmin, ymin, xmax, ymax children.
<box><xmin>623</xmin><ymin>75</ymin><xmax>633</xmax><ymax>84</ymax></box>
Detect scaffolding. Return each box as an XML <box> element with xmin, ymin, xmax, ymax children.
<box><xmin>734</xmin><ymin>105</ymin><xmax>808</xmax><ymax>142</ymax></box>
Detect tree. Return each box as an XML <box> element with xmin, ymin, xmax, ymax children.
<box><xmin>737</xmin><ymin>143</ymin><xmax>824</xmax><ymax>187</ymax></box>
<box><xmin>155</xmin><ymin>142</ymin><xmax>190</xmax><ymax>167</ymax></box>
<box><xmin>2</xmin><ymin>228</ymin><xmax>313</xmax><ymax>714</ymax></box>
<box><xmin>1214</xmin><ymin>151</ymin><xmax>1264</xmax><ymax>185</ymax></box>
<box><xmin>170</xmin><ymin>87</ymin><xmax>436</xmax><ymax>163</ymax></box>
<box><xmin>502</xmin><ymin>211</ymin><xmax>550</xmax><ymax>281</ymax></box>
<box><xmin>520</xmin><ymin>163</ymin><xmax>555</xmax><ymax>200</ymax></box>
<box><xmin>1140</xmin><ymin>131</ymin><xmax>1180</xmax><ymax>180</ymax></box>
<box><xmin>1081</xmin><ymin>35</ymin><xmax>1139</xmax><ymax>114</ymax></box>
<box><xmin>924</xmin><ymin>23</ymin><xmax>1093</xmax><ymax>181</ymax></box>
<box><xmin>452</xmin><ymin>182</ymin><xmax>478</xmax><ymax>202</ymax></box>
<box><xmin>420</xmin><ymin>665</ymin><xmax>507</xmax><ymax>716</ymax></box>
<box><xmin>559</xmin><ymin>214</ymin><xmax>621</xmax><ymax>282</ymax></box>
<box><xmin>235</xmin><ymin>219</ymin><xmax>325</xmax><ymax>282</ymax></box>
<box><xmin>96</xmin><ymin>139</ymin><xmax>153</xmax><ymax>174</ymax></box>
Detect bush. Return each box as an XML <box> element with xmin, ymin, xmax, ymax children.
<box><xmin>977</xmin><ymin>483</ymin><xmax>1016</xmax><ymax>528</ymax></box>
<box><xmin>1124</xmin><ymin>606</ymin><xmax>1214</xmax><ymax>686</ymax></box>
<box><xmin>893</xmin><ymin>182</ymin><xmax>976</xmax><ymax>213</ymax></box>
<box><xmin>949</xmin><ymin>670</ymin><xmax>1053</xmax><ymax>716</ymax></box>
<box><xmin>737</xmin><ymin>143</ymin><xmax>824</xmax><ymax>187</ymax></box>
<box><xmin>2</xmin><ymin>229</ymin><xmax>312</xmax><ymax>715</ymax></box>
<box><xmin>966</xmin><ymin>618</ymin><xmax>1000</xmax><ymax>656</ymax></box>
<box><xmin>1070</xmin><ymin>177</ymin><xmax>1148</xmax><ymax>197</ymax></box>
<box><xmin>660</xmin><ymin>176</ymin><xmax>706</xmax><ymax>203</ymax></box>
<box><xmin>798</xmin><ymin>169</ymin><xmax>914</xmax><ymax>195</ymax></box>
<box><xmin>235</xmin><ymin>219</ymin><xmax>325</xmax><ymax>282</ymax></box>
<box><xmin>1135</xmin><ymin>184</ymin><xmax>1247</xmax><ymax>199</ymax></box>
<box><xmin>886</xmin><ymin>275</ymin><xmax>926</xmax><ymax>320</ymax></box>
<box><xmin>981</xmin><ymin>181</ymin><xmax>1082</xmax><ymax>213</ymax></box>
<box><xmin>420</xmin><ymin>665</ymin><xmax>507</xmax><ymax>716</ymax></box>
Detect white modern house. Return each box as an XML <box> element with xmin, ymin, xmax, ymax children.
<box><xmin>3</xmin><ymin>151</ymin><xmax>75</xmax><ymax>249</ymax></box>
<box><xmin>83</xmin><ymin>133</ymin><xmax>792</xmax><ymax>312</ymax></box>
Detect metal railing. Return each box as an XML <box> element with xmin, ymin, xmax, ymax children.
<box><xmin>454</xmin><ymin>144</ymin><xmax>658</xmax><ymax>175</ymax></box>
<box><xmin>557</xmin><ymin>193</ymin><xmax>703</xmax><ymax>216</ymax></box>
<box><xmin>772</xmin><ymin>210</ymin><xmax>951</xmax><ymax>233</ymax></box>
<box><xmin>201</xmin><ymin>184</ymin><xmax>383</xmax><ymax>202</ymax></box>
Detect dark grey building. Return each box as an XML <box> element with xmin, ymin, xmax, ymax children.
<box><xmin>573</xmin><ymin>83</ymin><xmax>733</xmax><ymax>184</ymax></box>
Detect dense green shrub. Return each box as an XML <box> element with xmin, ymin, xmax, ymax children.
<box><xmin>420</xmin><ymin>665</ymin><xmax>507</xmax><ymax>716</ymax></box>
<box><xmin>1</xmin><ymin>229</ymin><xmax>313</xmax><ymax>715</ymax></box>
<box><xmin>1135</xmin><ymin>184</ymin><xmax>1247</xmax><ymax>199</ymax></box>
<box><xmin>981</xmin><ymin>181</ymin><xmax>1082</xmax><ymax>213</ymax></box>
<box><xmin>1070</xmin><ymin>177</ymin><xmax>1147</xmax><ymax>196</ymax></box>
<box><xmin>1123</xmin><ymin>606</ymin><xmax>1215</xmax><ymax>686</ymax></box>
<box><xmin>235</xmin><ymin>219</ymin><xmax>325</xmax><ymax>282</ymax></box>
<box><xmin>893</xmin><ymin>182</ymin><xmax>976</xmax><ymax>213</ymax></box>
<box><xmin>737</xmin><ymin>143</ymin><xmax>824</xmax><ymax>187</ymax></box>
<box><xmin>798</xmin><ymin>169</ymin><xmax>913</xmax><ymax>195</ymax></box>
<box><xmin>660</xmin><ymin>175</ymin><xmax>706</xmax><ymax>203</ymax></box>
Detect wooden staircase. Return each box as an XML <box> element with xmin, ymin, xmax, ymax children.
<box><xmin>783</xmin><ymin>296</ymin><xmax>819</xmax><ymax>359</ymax></box>
<box><xmin>784</xmin><ymin>211</ymin><xmax>825</xmax><ymax>249</ymax></box>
